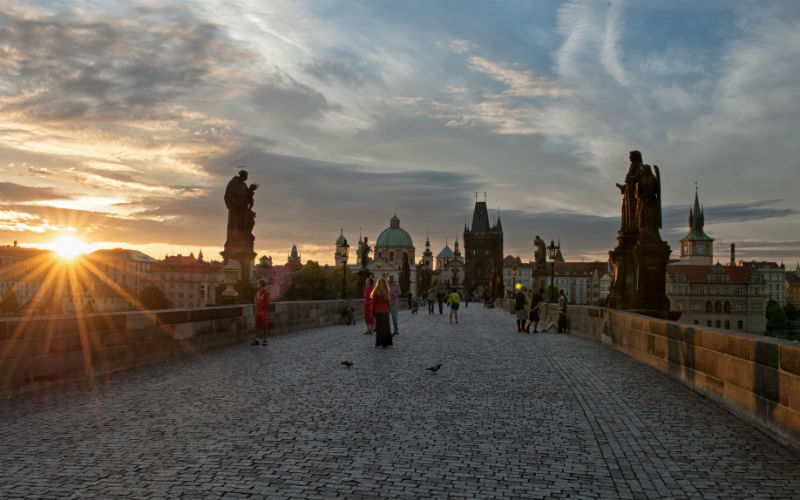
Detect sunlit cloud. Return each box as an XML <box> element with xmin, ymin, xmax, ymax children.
<box><xmin>467</xmin><ymin>56</ymin><xmax>572</xmax><ymax>98</ymax></box>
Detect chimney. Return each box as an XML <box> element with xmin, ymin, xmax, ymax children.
<box><xmin>13</xmin><ymin>240</ymin><xmax>17</xmax><ymax>247</ymax></box>
<box><xmin>730</xmin><ymin>243</ymin><xmax>735</xmax><ymax>266</ymax></box>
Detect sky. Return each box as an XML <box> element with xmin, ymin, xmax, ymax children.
<box><xmin>1</xmin><ymin>0</ymin><xmax>799</xmax><ymax>267</ymax></box>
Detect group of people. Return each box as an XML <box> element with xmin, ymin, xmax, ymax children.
<box><xmin>249</xmin><ymin>276</ymin><xmax>570</xmax><ymax>348</ymax></box>
<box><xmin>514</xmin><ymin>286</ymin><xmax>568</xmax><ymax>333</ymax></box>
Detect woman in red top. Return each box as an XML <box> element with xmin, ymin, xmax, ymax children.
<box><xmin>371</xmin><ymin>278</ymin><xmax>392</xmax><ymax>347</ymax></box>
<box><xmin>362</xmin><ymin>277</ymin><xmax>375</xmax><ymax>335</ymax></box>
<box><xmin>251</xmin><ymin>279</ymin><xmax>270</xmax><ymax>346</ymax></box>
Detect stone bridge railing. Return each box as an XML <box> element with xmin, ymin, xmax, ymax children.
<box><xmin>538</xmin><ymin>303</ymin><xmax>800</xmax><ymax>451</ymax></box>
<box><xmin>0</xmin><ymin>299</ymin><xmax>363</xmax><ymax>397</ymax></box>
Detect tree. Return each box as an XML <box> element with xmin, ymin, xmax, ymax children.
<box><xmin>138</xmin><ymin>285</ymin><xmax>170</xmax><ymax>310</ymax></box>
<box><xmin>284</xmin><ymin>261</ymin><xmax>330</xmax><ymax>300</ymax></box>
<box><xmin>766</xmin><ymin>300</ymin><xmax>788</xmax><ymax>330</ymax></box>
<box><xmin>1</xmin><ymin>289</ymin><xmax>20</xmax><ymax>314</ymax></box>
<box><xmin>325</xmin><ymin>265</ymin><xmax>358</xmax><ymax>299</ymax></box>
<box><xmin>784</xmin><ymin>303</ymin><xmax>798</xmax><ymax>322</ymax></box>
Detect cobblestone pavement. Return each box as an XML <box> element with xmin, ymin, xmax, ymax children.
<box><xmin>3</xmin><ymin>306</ymin><xmax>800</xmax><ymax>499</ymax></box>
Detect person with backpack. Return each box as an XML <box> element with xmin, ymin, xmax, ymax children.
<box><xmin>447</xmin><ymin>288</ymin><xmax>461</xmax><ymax>324</ymax></box>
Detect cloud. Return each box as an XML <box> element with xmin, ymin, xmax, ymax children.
<box><xmin>250</xmin><ymin>72</ymin><xmax>341</xmax><ymax>122</ymax></box>
<box><xmin>0</xmin><ymin>182</ymin><xmax>72</xmax><ymax>202</ymax></box>
<box><xmin>662</xmin><ymin>200</ymin><xmax>797</xmax><ymax>231</ymax></box>
<box><xmin>0</xmin><ymin>5</ymin><xmax>252</xmax><ymax>121</ymax></box>
<box><xmin>467</xmin><ymin>56</ymin><xmax>572</xmax><ymax>98</ymax></box>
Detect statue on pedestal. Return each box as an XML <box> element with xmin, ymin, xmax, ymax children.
<box><xmin>607</xmin><ymin>151</ymin><xmax>671</xmax><ymax>317</ymax></box>
<box><xmin>221</xmin><ymin>168</ymin><xmax>259</xmax><ymax>302</ymax></box>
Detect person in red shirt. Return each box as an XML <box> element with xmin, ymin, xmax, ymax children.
<box><xmin>362</xmin><ymin>277</ymin><xmax>375</xmax><ymax>335</ymax></box>
<box><xmin>251</xmin><ymin>279</ymin><xmax>270</xmax><ymax>346</ymax></box>
<box><xmin>371</xmin><ymin>278</ymin><xmax>392</xmax><ymax>347</ymax></box>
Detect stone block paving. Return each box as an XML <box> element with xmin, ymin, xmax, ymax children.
<box><xmin>2</xmin><ymin>306</ymin><xmax>800</xmax><ymax>499</ymax></box>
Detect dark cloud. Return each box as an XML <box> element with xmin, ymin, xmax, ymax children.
<box><xmin>0</xmin><ymin>6</ymin><xmax>252</xmax><ymax>120</ymax></box>
<box><xmin>0</xmin><ymin>182</ymin><xmax>73</xmax><ymax>202</ymax></box>
<box><xmin>304</xmin><ymin>55</ymin><xmax>380</xmax><ymax>87</ymax></box>
<box><xmin>250</xmin><ymin>74</ymin><xmax>341</xmax><ymax>121</ymax></box>
<box><xmin>662</xmin><ymin>199</ymin><xmax>797</xmax><ymax>230</ymax></box>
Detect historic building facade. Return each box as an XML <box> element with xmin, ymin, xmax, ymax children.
<box><xmin>786</xmin><ymin>266</ymin><xmax>800</xmax><ymax>309</ymax></box>
<box><xmin>740</xmin><ymin>260</ymin><xmax>786</xmax><ymax>305</ymax></box>
<box><xmin>463</xmin><ymin>198</ymin><xmax>503</xmax><ymax>298</ymax></box>
<box><xmin>667</xmin><ymin>190</ymin><xmax>767</xmax><ymax>333</ymax></box>
<box><xmin>0</xmin><ymin>242</ymin><xmax>51</xmax><ymax>312</ymax></box>
<box><xmin>666</xmin><ymin>263</ymin><xmax>767</xmax><ymax>332</ymax></box>
<box><xmin>359</xmin><ymin>215</ymin><xmax>418</xmax><ymax>292</ymax></box>
<box><xmin>145</xmin><ymin>253</ymin><xmax>223</xmax><ymax>309</ymax></box>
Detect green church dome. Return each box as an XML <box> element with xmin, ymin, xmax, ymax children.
<box><xmin>375</xmin><ymin>215</ymin><xmax>413</xmax><ymax>248</ymax></box>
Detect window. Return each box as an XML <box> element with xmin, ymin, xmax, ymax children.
<box><xmin>737</xmin><ymin>320</ymin><xmax>744</xmax><ymax>330</ymax></box>
<box><xmin>389</xmin><ymin>251</ymin><xmax>395</xmax><ymax>262</ymax></box>
<box><xmin>706</xmin><ymin>320</ymin><xmax>712</xmax><ymax>327</ymax></box>
<box><xmin>724</xmin><ymin>301</ymin><xmax>730</xmax><ymax>313</ymax></box>
<box><xmin>715</xmin><ymin>301</ymin><xmax>722</xmax><ymax>313</ymax></box>
<box><xmin>725</xmin><ymin>320</ymin><xmax>730</xmax><ymax>330</ymax></box>
<box><xmin>715</xmin><ymin>320</ymin><xmax>721</xmax><ymax>328</ymax></box>
<box><xmin>706</xmin><ymin>301</ymin><xmax>713</xmax><ymax>313</ymax></box>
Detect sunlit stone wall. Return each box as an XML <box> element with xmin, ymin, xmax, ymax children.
<box><xmin>540</xmin><ymin>303</ymin><xmax>800</xmax><ymax>450</ymax></box>
<box><xmin>0</xmin><ymin>299</ymin><xmax>364</xmax><ymax>397</ymax></box>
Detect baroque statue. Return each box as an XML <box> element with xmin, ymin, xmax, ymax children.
<box><xmin>224</xmin><ymin>169</ymin><xmax>258</xmax><ymax>247</ymax></box>
<box><xmin>533</xmin><ymin>235</ymin><xmax>546</xmax><ymax>273</ymax></box>
<box><xmin>360</xmin><ymin>236</ymin><xmax>371</xmax><ymax>269</ymax></box>
<box><xmin>636</xmin><ymin>163</ymin><xmax>662</xmax><ymax>240</ymax></box>
<box><xmin>616</xmin><ymin>150</ymin><xmax>642</xmax><ymax>235</ymax></box>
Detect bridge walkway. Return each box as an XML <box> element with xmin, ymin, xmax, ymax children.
<box><xmin>2</xmin><ymin>305</ymin><xmax>799</xmax><ymax>499</ymax></box>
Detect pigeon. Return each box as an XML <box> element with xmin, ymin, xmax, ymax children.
<box><xmin>426</xmin><ymin>364</ymin><xmax>442</xmax><ymax>374</ymax></box>
<box><xmin>341</xmin><ymin>360</ymin><xmax>353</xmax><ymax>368</ymax></box>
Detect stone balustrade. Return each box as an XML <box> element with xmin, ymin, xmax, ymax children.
<box><xmin>0</xmin><ymin>299</ymin><xmax>363</xmax><ymax>397</ymax></box>
<box><xmin>538</xmin><ymin>303</ymin><xmax>800</xmax><ymax>450</ymax></box>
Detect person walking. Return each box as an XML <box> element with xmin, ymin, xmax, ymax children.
<box><xmin>362</xmin><ymin>277</ymin><xmax>375</xmax><ymax>335</ymax></box>
<box><xmin>514</xmin><ymin>288</ymin><xmax>527</xmax><ymax>332</ymax></box>
<box><xmin>525</xmin><ymin>287</ymin><xmax>544</xmax><ymax>333</ymax></box>
<box><xmin>447</xmin><ymin>289</ymin><xmax>461</xmax><ymax>324</ymax></box>
<box><xmin>436</xmin><ymin>288</ymin><xmax>445</xmax><ymax>314</ymax></box>
<box><xmin>371</xmin><ymin>278</ymin><xmax>393</xmax><ymax>347</ymax></box>
<box><xmin>427</xmin><ymin>288</ymin><xmax>436</xmax><ymax>314</ymax></box>
<box><xmin>464</xmin><ymin>291</ymin><xmax>469</xmax><ymax>308</ymax></box>
<box><xmin>388</xmin><ymin>275</ymin><xmax>401</xmax><ymax>336</ymax></box>
<box><xmin>251</xmin><ymin>279</ymin><xmax>270</xmax><ymax>346</ymax></box>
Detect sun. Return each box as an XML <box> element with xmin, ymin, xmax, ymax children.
<box><xmin>51</xmin><ymin>234</ymin><xmax>87</xmax><ymax>260</ymax></box>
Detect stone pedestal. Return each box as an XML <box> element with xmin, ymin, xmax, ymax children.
<box><xmin>632</xmin><ymin>238</ymin><xmax>671</xmax><ymax>314</ymax></box>
<box><xmin>606</xmin><ymin>233</ymin><xmax>638</xmax><ymax>310</ymax></box>
<box><xmin>221</xmin><ymin>238</ymin><xmax>256</xmax><ymax>303</ymax></box>
<box><xmin>607</xmin><ymin>233</ymin><xmax>672</xmax><ymax>319</ymax></box>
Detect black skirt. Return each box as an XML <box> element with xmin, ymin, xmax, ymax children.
<box><xmin>374</xmin><ymin>312</ymin><xmax>393</xmax><ymax>347</ymax></box>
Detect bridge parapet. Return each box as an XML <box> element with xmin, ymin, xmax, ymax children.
<box><xmin>0</xmin><ymin>299</ymin><xmax>363</xmax><ymax>397</ymax></box>
<box><xmin>542</xmin><ymin>303</ymin><xmax>800</xmax><ymax>450</ymax></box>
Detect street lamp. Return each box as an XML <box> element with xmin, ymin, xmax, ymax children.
<box><xmin>340</xmin><ymin>237</ymin><xmax>349</xmax><ymax>299</ymax></box>
<box><xmin>547</xmin><ymin>239</ymin><xmax>559</xmax><ymax>301</ymax></box>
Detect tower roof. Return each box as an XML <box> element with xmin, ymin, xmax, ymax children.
<box><xmin>437</xmin><ymin>244</ymin><xmax>454</xmax><ymax>259</ymax></box>
<box><xmin>683</xmin><ymin>188</ymin><xmax>712</xmax><ymax>242</ymax></box>
<box><xmin>470</xmin><ymin>201</ymin><xmax>491</xmax><ymax>233</ymax></box>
